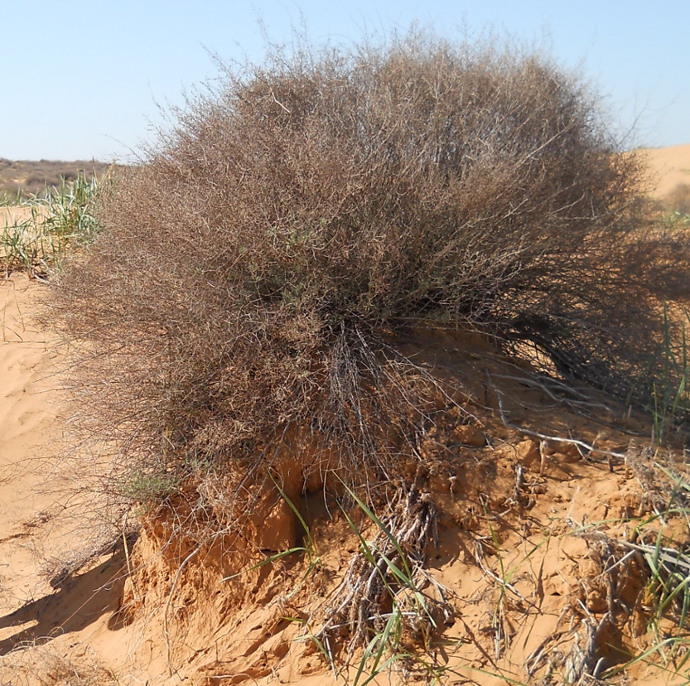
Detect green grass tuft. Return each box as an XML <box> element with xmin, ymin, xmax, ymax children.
<box><xmin>0</xmin><ymin>171</ymin><xmax>102</xmax><ymax>277</ymax></box>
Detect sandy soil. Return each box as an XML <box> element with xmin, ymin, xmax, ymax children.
<box><xmin>0</xmin><ymin>276</ymin><xmax>62</xmax><ymax>605</ymax></box>
<box><xmin>0</xmin><ymin>146</ymin><xmax>689</xmax><ymax>685</ymax></box>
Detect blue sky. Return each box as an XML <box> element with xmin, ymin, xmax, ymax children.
<box><xmin>1</xmin><ymin>0</ymin><xmax>687</xmax><ymax>160</ymax></box>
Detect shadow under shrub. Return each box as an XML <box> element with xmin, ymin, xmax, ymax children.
<box><xmin>53</xmin><ymin>33</ymin><xmax>690</xmax><ymax>514</ymax></box>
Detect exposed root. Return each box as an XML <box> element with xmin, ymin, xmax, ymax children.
<box><xmin>316</xmin><ymin>479</ymin><xmax>454</xmax><ymax>668</ymax></box>
<box><xmin>563</xmin><ymin>615</ymin><xmax>610</xmax><ymax>684</ymax></box>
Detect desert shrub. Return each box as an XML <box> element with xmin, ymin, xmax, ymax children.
<box><xmin>53</xmin><ymin>33</ymin><xmax>690</xmax><ymax>509</ymax></box>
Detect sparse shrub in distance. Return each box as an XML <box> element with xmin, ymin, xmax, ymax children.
<box><xmin>53</xmin><ymin>32</ymin><xmax>690</xmax><ymax>512</ymax></box>
<box><xmin>0</xmin><ymin>158</ymin><xmax>113</xmax><ymax>200</ymax></box>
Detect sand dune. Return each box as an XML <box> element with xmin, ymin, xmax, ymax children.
<box><xmin>640</xmin><ymin>142</ymin><xmax>690</xmax><ymax>198</ymax></box>
<box><xmin>0</xmin><ymin>275</ymin><xmax>674</xmax><ymax>686</ymax></box>
<box><xmin>0</xmin><ymin>147</ymin><xmax>689</xmax><ymax>684</ymax></box>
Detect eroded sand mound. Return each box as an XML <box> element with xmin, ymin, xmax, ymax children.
<box><xmin>0</xmin><ymin>275</ymin><xmax>688</xmax><ymax>685</ymax></box>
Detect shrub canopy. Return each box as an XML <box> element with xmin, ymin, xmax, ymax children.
<box><xmin>55</xmin><ymin>34</ymin><xmax>690</xmax><ymax>491</ymax></box>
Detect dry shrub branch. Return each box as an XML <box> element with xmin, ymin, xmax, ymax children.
<box><xmin>53</xmin><ymin>33</ymin><xmax>690</xmax><ymax>518</ymax></box>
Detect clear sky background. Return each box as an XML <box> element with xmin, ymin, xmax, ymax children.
<box><xmin>1</xmin><ymin>0</ymin><xmax>687</xmax><ymax>161</ymax></box>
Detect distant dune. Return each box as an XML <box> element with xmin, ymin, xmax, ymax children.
<box><xmin>639</xmin><ymin>143</ymin><xmax>690</xmax><ymax>199</ymax></box>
